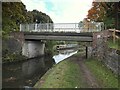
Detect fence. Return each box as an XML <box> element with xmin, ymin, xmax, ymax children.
<box><xmin>20</xmin><ymin>22</ymin><xmax>104</xmax><ymax>33</ymax></box>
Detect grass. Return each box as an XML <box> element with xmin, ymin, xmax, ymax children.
<box><xmin>34</xmin><ymin>51</ymin><xmax>119</xmax><ymax>88</ymax></box>
<box><xmin>107</xmin><ymin>38</ymin><xmax>120</xmax><ymax>50</ymax></box>
<box><xmin>85</xmin><ymin>58</ymin><xmax>119</xmax><ymax>88</ymax></box>
<box><xmin>34</xmin><ymin>58</ymin><xmax>86</xmax><ymax>88</ymax></box>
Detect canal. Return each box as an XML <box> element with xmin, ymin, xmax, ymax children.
<box><xmin>2</xmin><ymin>49</ymin><xmax>78</xmax><ymax>88</ymax></box>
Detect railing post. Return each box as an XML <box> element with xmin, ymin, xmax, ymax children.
<box><xmin>47</xmin><ymin>23</ymin><xmax>49</xmax><ymax>31</ymax></box>
<box><xmin>27</xmin><ymin>24</ymin><xmax>29</xmax><ymax>31</ymax></box>
<box><xmin>113</xmin><ymin>29</ymin><xmax>116</xmax><ymax>44</ymax></box>
<box><xmin>35</xmin><ymin>23</ymin><xmax>37</xmax><ymax>31</ymax></box>
<box><xmin>75</xmin><ymin>23</ymin><xmax>76</xmax><ymax>32</ymax></box>
<box><xmin>86</xmin><ymin>46</ymin><xmax>88</xmax><ymax>59</ymax></box>
<box><xmin>20</xmin><ymin>24</ymin><xmax>22</xmax><ymax>31</ymax></box>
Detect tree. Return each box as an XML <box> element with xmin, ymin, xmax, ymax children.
<box><xmin>2</xmin><ymin>2</ymin><xmax>28</xmax><ymax>35</ymax></box>
<box><xmin>87</xmin><ymin>1</ymin><xmax>120</xmax><ymax>29</ymax></box>
<box><xmin>31</xmin><ymin>10</ymin><xmax>53</xmax><ymax>23</ymax></box>
<box><xmin>2</xmin><ymin>2</ymin><xmax>53</xmax><ymax>36</ymax></box>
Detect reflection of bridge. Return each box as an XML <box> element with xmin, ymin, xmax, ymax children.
<box><xmin>17</xmin><ymin>23</ymin><xmax>105</xmax><ymax>58</ymax></box>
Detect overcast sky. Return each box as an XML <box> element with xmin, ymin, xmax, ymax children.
<box><xmin>21</xmin><ymin>0</ymin><xmax>93</xmax><ymax>23</ymax></box>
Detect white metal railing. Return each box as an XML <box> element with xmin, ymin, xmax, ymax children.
<box><xmin>20</xmin><ymin>22</ymin><xmax>104</xmax><ymax>33</ymax></box>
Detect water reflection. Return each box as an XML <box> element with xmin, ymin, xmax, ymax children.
<box><xmin>2</xmin><ymin>49</ymin><xmax>78</xmax><ymax>88</ymax></box>
<box><xmin>2</xmin><ymin>56</ymin><xmax>55</xmax><ymax>88</ymax></box>
<box><xmin>22</xmin><ymin>57</ymin><xmax>45</xmax><ymax>78</ymax></box>
<box><xmin>53</xmin><ymin>49</ymin><xmax>78</xmax><ymax>63</ymax></box>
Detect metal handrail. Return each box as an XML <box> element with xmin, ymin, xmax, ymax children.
<box><xmin>20</xmin><ymin>22</ymin><xmax>104</xmax><ymax>33</ymax></box>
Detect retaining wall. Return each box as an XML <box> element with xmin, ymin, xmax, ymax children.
<box><xmin>89</xmin><ymin>30</ymin><xmax>120</xmax><ymax>75</ymax></box>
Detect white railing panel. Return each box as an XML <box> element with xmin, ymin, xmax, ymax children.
<box><xmin>20</xmin><ymin>22</ymin><xmax>104</xmax><ymax>33</ymax></box>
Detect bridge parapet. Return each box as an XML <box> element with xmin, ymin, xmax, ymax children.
<box><xmin>20</xmin><ymin>22</ymin><xmax>104</xmax><ymax>33</ymax></box>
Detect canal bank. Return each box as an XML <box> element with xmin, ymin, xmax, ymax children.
<box><xmin>34</xmin><ymin>53</ymin><xmax>85</xmax><ymax>88</ymax></box>
<box><xmin>34</xmin><ymin>52</ymin><xmax>118</xmax><ymax>88</ymax></box>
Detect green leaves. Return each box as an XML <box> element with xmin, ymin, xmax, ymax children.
<box><xmin>2</xmin><ymin>2</ymin><xmax>27</xmax><ymax>35</ymax></box>
<box><xmin>31</xmin><ymin>10</ymin><xmax>53</xmax><ymax>23</ymax></box>
<box><xmin>104</xmin><ymin>17</ymin><xmax>115</xmax><ymax>29</ymax></box>
<box><xmin>87</xmin><ymin>2</ymin><xmax>120</xmax><ymax>29</ymax></box>
<box><xmin>2</xmin><ymin>2</ymin><xmax>53</xmax><ymax>36</ymax></box>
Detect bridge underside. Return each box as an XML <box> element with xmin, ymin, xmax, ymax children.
<box><xmin>24</xmin><ymin>32</ymin><xmax>93</xmax><ymax>42</ymax></box>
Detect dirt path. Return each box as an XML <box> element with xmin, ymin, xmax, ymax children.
<box><xmin>74</xmin><ymin>56</ymin><xmax>100</xmax><ymax>88</ymax></box>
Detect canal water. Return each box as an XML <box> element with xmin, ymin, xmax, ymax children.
<box><xmin>2</xmin><ymin>49</ymin><xmax>78</xmax><ymax>88</ymax></box>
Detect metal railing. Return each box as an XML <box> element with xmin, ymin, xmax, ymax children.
<box><xmin>20</xmin><ymin>22</ymin><xmax>104</xmax><ymax>33</ymax></box>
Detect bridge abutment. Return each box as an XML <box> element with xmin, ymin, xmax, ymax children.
<box><xmin>22</xmin><ymin>40</ymin><xmax>45</xmax><ymax>58</ymax></box>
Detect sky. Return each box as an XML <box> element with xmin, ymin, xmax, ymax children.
<box><xmin>21</xmin><ymin>0</ymin><xmax>93</xmax><ymax>23</ymax></box>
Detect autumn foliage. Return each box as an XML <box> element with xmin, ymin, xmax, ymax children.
<box><xmin>87</xmin><ymin>1</ymin><xmax>120</xmax><ymax>29</ymax></box>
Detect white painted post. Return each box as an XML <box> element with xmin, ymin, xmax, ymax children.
<box><xmin>35</xmin><ymin>23</ymin><xmax>37</xmax><ymax>31</ymax></box>
<box><xmin>20</xmin><ymin>24</ymin><xmax>22</xmax><ymax>31</ymax></box>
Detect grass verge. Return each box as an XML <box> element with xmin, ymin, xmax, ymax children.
<box><xmin>85</xmin><ymin>58</ymin><xmax>119</xmax><ymax>88</ymax></box>
<box><xmin>107</xmin><ymin>38</ymin><xmax>120</xmax><ymax>50</ymax></box>
<box><xmin>34</xmin><ymin>57</ymin><xmax>86</xmax><ymax>88</ymax></box>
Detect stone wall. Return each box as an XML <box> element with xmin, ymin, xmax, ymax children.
<box><xmin>104</xmin><ymin>49</ymin><xmax>120</xmax><ymax>75</ymax></box>
<box><xmin>2</xmin><ymin>37</ymin><xmax>22</xmax><ymax>55</ymax></box>
<box><xmin>22</xmin><ymin>41</ymin><xmax>45</xmax><ymax>58</ymax></box>
<box><xmin>10</xmin><ymin>31</ymin><xmax>25</xmax><ymax>46</ymax></box>
<box><xmin>10</xmin><ymin>32</ymin><xmax>45</xmax><ymax>58</ymax></box>
<box><xmin>2</xmin><ymin>36</ymin><xmax>25</xmax><ymax>63</ymax></box>
<box><xmin>90</xmin><ymin>30</ymin><xmax>120</xmax><ymax>75</ymax></box>
<box><xmin>3</xmin><ymin>32</ymin><xmax>25</xmax><ymax>55</ymax></box>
